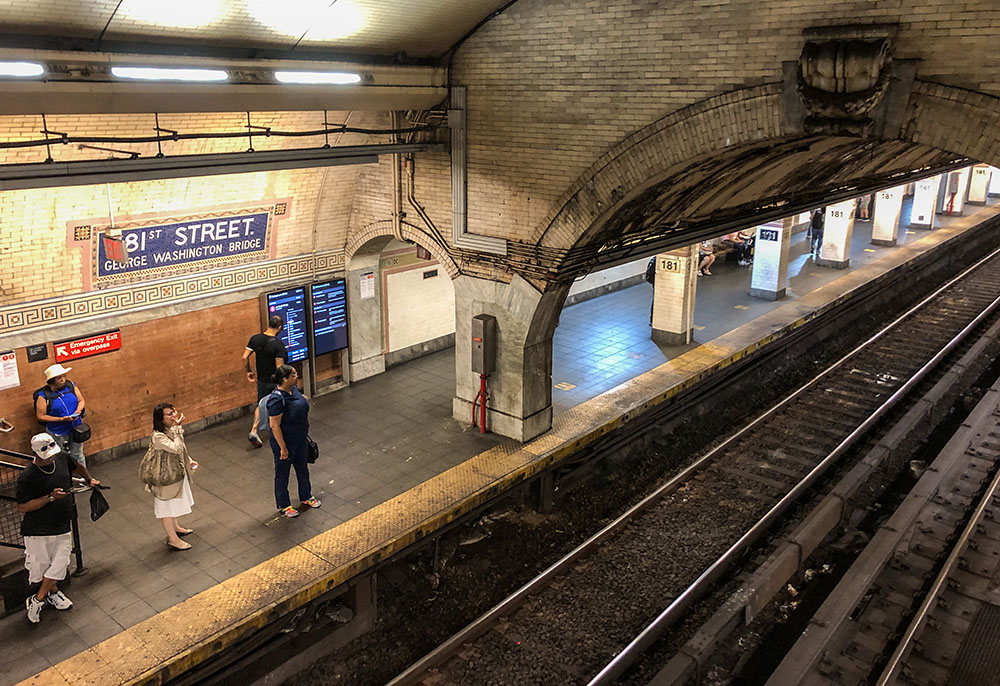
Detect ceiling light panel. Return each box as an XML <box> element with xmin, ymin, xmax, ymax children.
<box><xmin>0</xmin><ymin>61</ymin><xmax>44</xmax><ymax>77</ymax></box>
<box><xmin>274</xmin><ymin>71</ymin><xmax>362</xmax><ymax>85</ymax></box>
<box><xmin>111</xmin><ymin>66</ymin><xmax>229</xmax><ymax>81</ymax></box>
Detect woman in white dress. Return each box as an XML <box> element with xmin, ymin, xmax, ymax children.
<box><xmin>150</xmin><ymin>403</ymin><xmax>198</xmax><ymax>550</ymax></box>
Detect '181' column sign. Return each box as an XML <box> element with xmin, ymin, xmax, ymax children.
<box><xmin>97</xmin><ymin>211</ymin><xmax>270</xmax><ymax>280</ymax></box>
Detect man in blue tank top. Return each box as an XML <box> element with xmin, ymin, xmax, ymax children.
<box><xmin>34</xmin><ymin>364</ymin><xmax>88</xmax><ymax>467</ymax></box>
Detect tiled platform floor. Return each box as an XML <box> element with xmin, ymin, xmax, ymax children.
<box><xmin>0</xmin><ymin>198</ymin><xmax>991</xmax><ymax>683</ymax></box>
<box><xmin>551</xmin><ymin>197</ymin><xmax>946</xmax><ymax>411</ymax></box>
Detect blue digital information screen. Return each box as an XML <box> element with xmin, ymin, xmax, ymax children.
<box><xmin>266</xmin><ymin>287</ymin><xmax>309</xmax><ymax>363</ymax></box>
<box><xmin>310</xmin><ymin>279</ymin><xmax>349</xmax><ymax>355</ymax></box>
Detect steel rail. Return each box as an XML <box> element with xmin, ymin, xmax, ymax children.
<box><xmin>587</xmin><ymin>254</ymin><xmax>1000</xmax><ymax>685</ymax></box>
<box><xmin>875</xmin><ymin>453</ymin><xmax>1000</xmax><ymax>686</ymax></box>
<box><xmin>387</xmin><ymin>246</ymin><xmax>1000</xmax><ymax>686</ymax></box>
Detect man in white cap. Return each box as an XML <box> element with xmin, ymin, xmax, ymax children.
<box><xmin>16</xmin><ymin>432</ymin><xmax>99</xmax><ymax>624</ymax></box>
<box><xmin>34</xmin><ymin>363</ymin><xmax>88</xmax><ymax>467</ymax></box>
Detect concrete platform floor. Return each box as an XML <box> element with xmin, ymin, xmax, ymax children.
<box><xmin>0</xmin><ymin>197</ymin><xmax>992</xmax><ymax>683</ymax></box>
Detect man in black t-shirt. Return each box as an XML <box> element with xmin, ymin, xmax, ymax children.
<box><xmin>242</xmin><ymin>314</ymin><xmax>288</xmax><ymax>448</ymax></box>
<box><xmin>16</xmin><ymin>432</ymin><xmax>99</xmax><ymax>624</ymax></box>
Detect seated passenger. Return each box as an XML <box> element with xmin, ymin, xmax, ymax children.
<box><xmin>698</xmin><ymin>241</ymin><xmax>716</xmax><ymax>276</ymax></box>
<box><xmin>736</xmin><ymin>229</ymin><xmax>754</xmax><ymax>266</ymax></box>
<box><xmin>724</xmin><ymin>231</ymin><xmax>754</xmax><ymax>267</ymax></box>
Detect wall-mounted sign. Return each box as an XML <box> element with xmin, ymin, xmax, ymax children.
<box><xmin>26</xmin><ymin>344</ymin><xmax>47</xmax><ymax>363</ymax></box>
<box><xmin>0</xmin><ymin>350</ymin><xmax>19</xmax><ymax>391</ymax></box>
<box><xmin>53</xmin><ymin>330</ymin><xmax>122</xmax><ymax>363</ymax></box>
<box><xmin>97</xmin><ymin>212</ymin><xmax>270</xmax><ymax>279</ymax></box>
<box><xmin>360</xmin><ymin>271</ymin><xmax>376</xmax><ymax>300</ymax></box>
<box><xmin>76</xmin><ymin>201</ymin><xmax>291</xmax><ymax>290</ymax></box>
<box><xmin>759</xmin><ymin>229</ymin><xmax>779</xmax><ymax>241</ymax></box>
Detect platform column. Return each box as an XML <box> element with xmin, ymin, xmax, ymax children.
<box><xmin>967</xmin><ymin>164</ymin><xmax>992</xmax><ymax>205</ymax></box>
<box><xmin>346</xmin><ymin>252</ymin><xmax>386</xmax><ymax>381</ymax></box>
<box><xmin>453</xmin><ymin>274</ymin><xmax>569</xmax><ymax>442</ymax></box>
<box><xmin>871</xmin><ymin>185</ymin><xmax>904</xmax><ymax>247</ymax></box>
<box><xmin>989</xmin><ymin>167</ymin><xmax>1000</xmax><ymax>198</ymax></box>
<box><xmin>816</xmin><ymin>199</ymin><xmax>855</xmax><ymax>269</ymax></box>
<box><xmin>749</xmin><ymin>218</ymin><xmax>791</xmax><ymax>300</ymax></box>
<box><xmin>937</xmin><ymin>167</ymin><xmax>971</xmax><ymax>216</ymax></box>
<box><xmin>651</xmin><ymin>246</ymin><xmax>697</xmax><ymax>345</ymax></box>
<box><xmin>910</xmin><ymin>175</ymin><xmax>941</xmax><ymax>228</ymax></box>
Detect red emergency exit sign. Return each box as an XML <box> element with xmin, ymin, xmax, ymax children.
<box><xmin>53</xmin><ymin>330</ymin><xmax>122</xmax><ymax>363</ymax></box>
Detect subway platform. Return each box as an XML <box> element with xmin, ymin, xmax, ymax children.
<box><xmin>3</xmin><ymin>199</ymin><xmax>997</xmax><ymax>685</ymax></box>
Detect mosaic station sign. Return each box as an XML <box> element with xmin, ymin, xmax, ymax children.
<box><xmin>97</xmin><ymin>211</ymin><xmax>270</xmax><ymax>279</ymax></box>
<box><xmin>75</xmin><ymin>202</ymin><xmax>289</xmax><ymax>289</ymax></box>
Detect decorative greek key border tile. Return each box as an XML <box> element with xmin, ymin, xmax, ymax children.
<box><xmin>0</xmin><ymin>250</ymin><xmax>346</xmax><ymax>336</ymax></box>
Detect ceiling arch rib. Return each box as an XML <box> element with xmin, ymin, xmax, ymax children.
<box><xmin>503</xmin><ymin>135</ymin><xmax>969</xmax><ymax>283</ymax></box>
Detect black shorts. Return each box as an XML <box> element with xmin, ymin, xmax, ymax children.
<box><xmin>257</xmin><ymin>380</ymin><xmax>278</xmax><ymax>401</ymax></box>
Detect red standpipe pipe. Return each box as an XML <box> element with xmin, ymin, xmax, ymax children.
<box><xmin>471</xmin><ymin>374</ymin><xmax>489</xmax><ymax>433</ymax></box>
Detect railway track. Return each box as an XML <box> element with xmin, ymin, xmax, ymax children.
<box><xmin>765</xmin><ymin>374</ymin><xmax>1000</xmax><ymax>686</ymax></box>
<box><xmin>386</xmin><ymin>247</ymin><xmax>1000</xmax><ymax>686</ymax></box>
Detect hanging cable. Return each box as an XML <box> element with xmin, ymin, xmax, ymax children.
<box><xmin>0</xmin><ymin>122</ymin><xmax>435</xmax><ymax>151</ymax></box>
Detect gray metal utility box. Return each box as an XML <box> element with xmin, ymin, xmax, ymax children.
<box><xmin>471</xmin><ymin>314</ymin><xmax>497</xmax><ymax>375</ymax></box>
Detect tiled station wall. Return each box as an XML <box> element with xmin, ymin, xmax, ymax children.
<box><xmin>0</xmin><ymin>166</ymin><xmax>357</xmax><ymax>306</ymax></box>
<box><xmin>0</xmin><ymin>110</ymin><xmax>374</xmax><ymax>165</ymax></box>
<box><xmin>0</xmin><ymin>300</ymin><xmax>257</xmax><ymax>457</ymax></box>
<box><xmin>0</xmin><ymin>110</ymin><xmax>454</xmax><ymax>456</ymax></box>
<box><xmin>381</xmin><ymin>246</ymin><xmax>455</xmax><ymax>353</ymax></box>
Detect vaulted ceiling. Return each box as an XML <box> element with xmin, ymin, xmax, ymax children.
<box><xmin>0</xmin><ymin>0</ymin><xmax>512</xmax><ymax>61</ymax></box>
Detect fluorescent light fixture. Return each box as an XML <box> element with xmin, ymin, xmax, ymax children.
<box><xmin>0</xmin><ymin>61</ymin><xmax>44</xmax><ymax>77</ymax></box>
<box><xmin>274</xmin><ymin>71</ymin><xmax>362</xmax><ymax>85</ymax></box>
<box><xmin>111</xmin><ymin>66</ymin><xmax>228</xmax><ymax>82</ymax></box>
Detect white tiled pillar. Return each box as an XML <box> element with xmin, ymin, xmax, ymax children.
<box><xmin>871</xmin><ymin>186</ymin><xmax>904</xmax><ymax>247</ymax></box>
<box><xmin>651</xmin><ymin>245</ymin><xmax>697</xmax><ymax>345</ymax></box>
<box><xmin>937</xmin><ymin>167</ymin><xmax>971</xmax><ymax>215</ymax></box>
<box><xmin>989</xmin><ymin>167</ymin><xmax>1000</xmax><ymax>197</ymax></box>
<box><xmin>967</xmin><ymin>164</ymin><xmax>991</xmax><ymax>205</ymax></box>
<box><xmin>816</xmin><ymin>199</ymin><xmax>855</xmax><ymax>269</ymax></box>
<box><xmin>750</xmin><ymin>219</ymin><xmax>791</xmax><ymax>300</ymax></box>
<box><xmin>910</xmin><ymin>175</ymin><xmax>941</xmax><ymax>228</ymax></box>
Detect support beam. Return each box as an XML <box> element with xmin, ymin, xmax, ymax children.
<box><xmin>0</xmin><ymin>142</ymin><xmax>444</xmax><ymax>190</ymax></box>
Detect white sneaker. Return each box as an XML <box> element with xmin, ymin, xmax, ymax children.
<box><xmin>46</xmin><ymin>590</ymin><xmax>73</xmax><ymax>610</ymax></box>
<box><xmin>26</xmin><ymin>595</ymin><xmax>44</xmax><ymax>623</ymax></box>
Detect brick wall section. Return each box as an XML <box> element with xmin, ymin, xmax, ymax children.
<box><xmin>451</xmin><ymin>0</ymin><xmax>1000</xmax><ymax>246</ymax></box>
<box><xmin>0</xmin><ymin>298</ymin><xmax>258</xmax><ymax>458</ymax></box>
<box><xmin>0</xmin><ymin>110</ymin><xmax>373</xmax><ymax>165</ymax></box>
<box><xmin>0</xmin><ymin>164</ymin><xmax>363</xmax><ymax>306</ymax></box>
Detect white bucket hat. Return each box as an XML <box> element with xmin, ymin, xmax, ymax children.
<box><xmin>44</xmin><ymin>363</ymin><xmax>72</xmax><ymax>381</ymax></box>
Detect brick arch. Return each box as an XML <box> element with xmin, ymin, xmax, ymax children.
<box><xmin>346</xmin><ymin>220</ymin><xmax>460</xmax><ymax>278</ymax></box>
<box><xmin>532</xmin><ymin>81</ymin><xmax>1000</xmax><ymax>259</ymax></box>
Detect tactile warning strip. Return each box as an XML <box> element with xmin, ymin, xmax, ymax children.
<box><xmin>22</xmin><ymin>206</ymin><xmax>1000</xmax><ymax>686</ymax></box>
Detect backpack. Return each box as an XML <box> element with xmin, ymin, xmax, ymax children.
<box><xmin>32</xmin><ymin>381</ymin><xmax>76</xmax><ymax>426</ymax></box>
<box><xmin>644</xmin><ymin>257</ymin><xmax>656</xmax><ymax>285</ymax></box>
